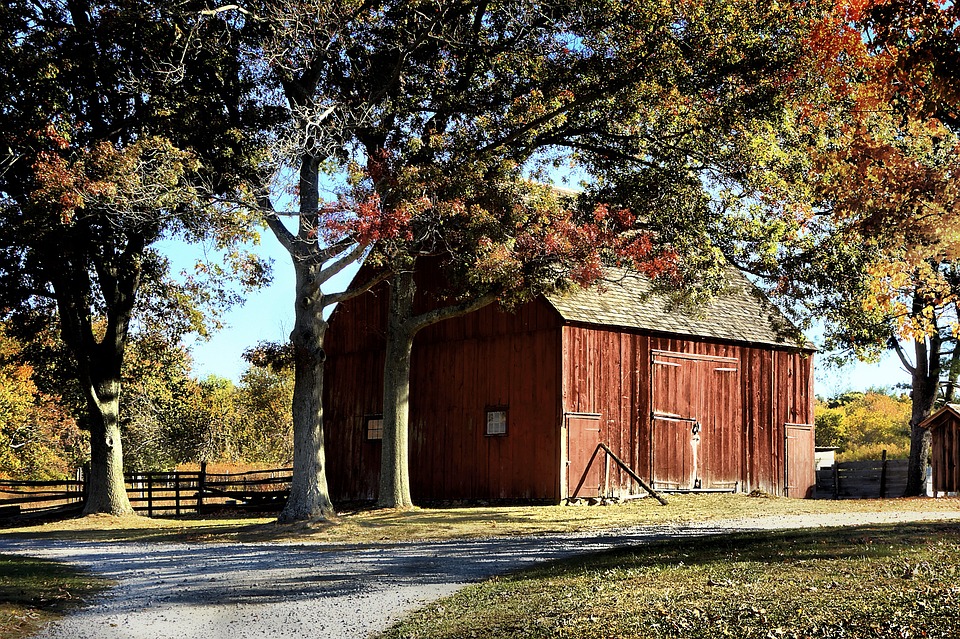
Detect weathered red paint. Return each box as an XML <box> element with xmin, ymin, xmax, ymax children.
<box><xmin>323</xmin><ymin>272</ymin><xmax>815</xmax><ymax>503</ymax></box>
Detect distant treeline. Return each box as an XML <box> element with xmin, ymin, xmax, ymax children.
<box><xmin>1</xmin><ymin>318</ymin><xmax>292</xmax><ymax>480</ymax></box>
<box><xmin>815</xmin><ymin>390</ymin><xmax>911</xmax><ymax>462</ymax></box>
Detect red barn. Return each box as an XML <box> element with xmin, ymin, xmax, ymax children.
<box><xmin>323</xmin><ymin>266</ymin><xmax>816</xmax><ymax>503</ymax></box>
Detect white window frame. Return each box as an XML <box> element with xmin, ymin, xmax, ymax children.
<box><xmin>485</xmin><ymin>408</ymin><xmax>508</xmax><ymax>436</ymax></box>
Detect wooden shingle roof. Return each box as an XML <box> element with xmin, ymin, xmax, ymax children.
<box><xmin>545</xmin><ymin>265</ymin><xmax>809</xmax><ymax>349</ymax></box>
<box><xmin>920</xmin><ymin>404</ymin><xmax>960</xmax><ymax>431</ymax></box>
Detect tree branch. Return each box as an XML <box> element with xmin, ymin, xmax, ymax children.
<box><xmin>408</xmin><ymin>292</ymin><xmax>497</xmax><ymax>334</ymax></box>
<box><xmin>324</xmin><ymin>267</ymin><xmax>390</xmax><ymax>306</ymax></box>
<box><xmin>893</xmin><ymin>338</ymin><xmax>916</xmax><ymax>375</ymax></box>
<box><xmin>318</xmin><ymin>241</ymin><xmax>366</xmax><ymax>282</ymax></box>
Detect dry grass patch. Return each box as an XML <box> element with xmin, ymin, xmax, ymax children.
<box><xmin>2</xmin><ymin>494</ymin><xmax>960</xmax><ymax>545</ymax></box>
<box><xmin>380</xmin><ymin>522</ymin><xmax>960</xmax><ymax>639</ymax></box>
<box><xmin>0</xmin><ymin>554</ymin><xmax>110</xmax><ymax>639</ymax></box>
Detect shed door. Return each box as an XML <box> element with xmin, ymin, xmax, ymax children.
<box><xmin>785</xmin><ymin>423</ymin><xmax>815</xmax><ymax>498</ymax></box>
<box><xmin>566</xmin><ymin>413</ymin><xmax>602</xmax><ymax>498</ymax></box>
<box><xmin>651</xmin><ymin>354</ymin><xmax>700</xmax><ymax>490</ymax></box>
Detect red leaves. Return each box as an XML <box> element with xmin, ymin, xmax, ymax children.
<box><xmin>31</xmin><ymin>151</ymin><xmax>82</xmax><ymax>223</ymax></box>
<box><xmin>323</xmin><ymin>192</ymin><xmax>415</xmax><ymax>246</ymax></box>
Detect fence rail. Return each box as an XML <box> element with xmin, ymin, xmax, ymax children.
<box><xmin>815</xmin><ymin>454</ymin><xmax>909</xmax><ymax>499</ymax></box>
<box><xmin>0</xmin><ymin>464</ymin><xmax>293</xmax><ymax>523</ymax></box>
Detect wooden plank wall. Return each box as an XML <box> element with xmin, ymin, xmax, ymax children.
<box><xmin>815</xmin><ymin>459</ymin><xmax>909</xmax><ymax>499</ymax></box>
<box><xmin>324</xmin><ymin>293</ymin><xmax>564</xmax><ymax>502</ymax></box>
<box><xmin>561</xmin><ymin>325</ymin><xmax>815</xmax><ymax>497</ymax></box>
<box><xmin>562</xmin><ymin>327</ymin><xmax>648</xmax><ymax>495</ymax></box>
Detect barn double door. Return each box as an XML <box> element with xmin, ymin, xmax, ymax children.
<box><xmin>650</xmin><ymin>351</ymin><xmax>742</xmax><ymax>491</ymax></box>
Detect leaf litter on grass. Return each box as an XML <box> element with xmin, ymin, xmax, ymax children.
<box><xmin>380</xmin><ymin>522</ymin><xmax>960</xmax><ymax>639</ymax></box>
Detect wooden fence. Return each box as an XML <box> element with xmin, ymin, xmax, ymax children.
<box><xmin>0</xmin><ymin>464</ymin><xmax>293</xmax><ymax>523</ymax></box>
<box><xmin>815</xmin><ymin>455</ymin><xmax>909</xmax><ymax>499</ymax></box>
<box><xmin>0</xmin><ymin>478</ymin><xmax>85</xmax><ymax>520</ymax></box>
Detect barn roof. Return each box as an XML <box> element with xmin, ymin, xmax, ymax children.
<box><xmin>545</xmin><ymin>265</ymin><xmax>809</xmax><ymax>349</ymax></box>
<box><xmin>920</xmin><ymin>404</ymin><xmax>960</xmax><ymax>431</ymax></box>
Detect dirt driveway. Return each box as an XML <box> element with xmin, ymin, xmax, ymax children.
<box><xmin>4</xmin><ymin>510</ymin><xmax>959</xmax><ymax>639</ymax></box>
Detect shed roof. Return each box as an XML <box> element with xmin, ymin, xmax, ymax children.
<box><xmin>544</xmin><ymin>265</ymin><xmax>809</xmax><ymax>349</ymax></box>
<box><xmin>920</xmin><ymin>404</ymin><xmax>960</xmax><ymax>431</ymax></box>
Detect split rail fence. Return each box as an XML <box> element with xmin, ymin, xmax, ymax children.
<box><xmin>0</xmin><ymin>464</ymin><xmax>293</xmax><ymax>523</ymax></box>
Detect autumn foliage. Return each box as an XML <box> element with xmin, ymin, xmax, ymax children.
<box><xmin>0</xmin><ymin>324</ymin><xmax>84</xmax><ymax>480</ymax></box>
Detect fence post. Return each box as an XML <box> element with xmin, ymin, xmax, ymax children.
<box><xmin>75</xmin><ymin>467</ymin><xmax>84</xmax><ymax>506</ymax></box>
<box><xmin>81</xmin><ymin>463</ymin><xmax>90</xmax><ymax>507</ymax></box>
<box><xmin>197</xmin><ymin>462</ymin><xmax>207</xmax><ymax>513</ymax></box>
<box><xmin>832</xmin><ymin>463</ymin><xmax>839</xmax><ymax>499</ymax></box>
<box><xmin>174</xmin><ymin>472</ymin><xmax>181</xmax><ymax>517</ymax></box>
<box><xmin>880</xmin><ymin>449</ymin><xmax>888</xmax><ymax>499</ymax></box>
<box><xmin>147</xmin><ymin>473</ymin><xmax>154</xmax><ymax>518</ymax></box>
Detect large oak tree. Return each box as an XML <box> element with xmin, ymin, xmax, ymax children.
<box><xmin>0</xmin><ymin>0</ymin><xmax>271</xmax><ymax>513</ymax></box>
<box><xmin>206</xmin><ymin>0</ymin><xmax>823</xmax><ymax>515</ymax></box>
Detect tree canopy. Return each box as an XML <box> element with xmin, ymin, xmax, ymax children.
<box><xmin>729</xmin><ymin>0</ymin><xmax>960</xmax><ymax>494</ymax></box>
<box><xmin>199</xmin><ymin>0</ymin><xmax>830</xmax><ymax>513</ymax></box>
<box><xmin>0</xmin><ymin>0</ymin><xmax>273</xmax><ymax>512</ymax></box>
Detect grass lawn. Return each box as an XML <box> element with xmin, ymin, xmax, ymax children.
<box><xmin>0</xmin><ymin>554</ymin><xmax>110</xmax><ymax>639</ymax></box>
<box><xmin>2</xmin><ymin>494</ymin><xmax>960</xmax><ymax>545</ymax></box>
<box><xmin>378</xmin><ymin>521</ymin><xmax>960</xmax><ymax>639</ymax></box>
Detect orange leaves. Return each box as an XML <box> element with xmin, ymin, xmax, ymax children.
<box><xmin>863</xmin><ymin>259</ymin><xmax>958</xmax><ymax>340</ymax></box>
<box><xmin>323</xmin><ymin>192</ymin><xmax>417</xmax><ymax>247</ymax></box>
<box><xmin>29</xmin><ymin>135</ymin><xmax>201</xmax><ymax>227</ymax></box>
<box><xmin>793</xmin><ymin>1</ymin><xmax>960</xmax><ymax>346</ymax></box>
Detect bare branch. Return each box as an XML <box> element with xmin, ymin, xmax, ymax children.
<box><xmin>324</xmin><ymin>268</ymin><xmax>390</xmax><ymax>306</ymax></box>
<box><xmin>893</xmin><ymin>338</ymin><xmax>916</xmax><ymax>375</ymax></box>
<box><xmin>408</xmin><ymin>292</ymin><xmax>498</xmax><ymax>334</ymax></box>
<box><xmin>318</xmin><ymin>241</ymin><xmax>366</xmax><ymax>282</ymax></box>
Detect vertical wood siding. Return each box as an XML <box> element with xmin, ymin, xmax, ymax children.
<box><xmin>324</xmin><ymin>291</ymin><xmax>564</xmax><ymax>502</ymax></box>
<box><xmin>930</xmin><ymin>416</ymin><xmax>960</xmax><ymax>495</ymax></box>
<box><xmin>561</xmin><ymin>324</ymin><xmax>815</xmax><ymax>497</ymax></box>
<box><xmin>324</xmin><ymin>276</ymin><xmax>815</xmax><ymax>502</ymax></box>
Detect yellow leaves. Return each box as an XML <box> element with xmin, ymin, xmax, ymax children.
<box><xmin>863</xmin><ymin>259</ymin><xmax>958</xmax><ymax>340</ymax></box>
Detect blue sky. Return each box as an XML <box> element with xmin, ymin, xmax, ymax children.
<box><xmin>162</xmin><ymin>233</ymin><xmax>912</xmax><ymax>398</ymax></box>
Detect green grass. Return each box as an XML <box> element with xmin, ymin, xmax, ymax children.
<box><xmin>0</xmin><ymin>554</ymin><xmax>111</xmax><ymax>639</ymax></box>
<box><xmin>379</xmin><ymin>522</ymin><xmax>960</xmax><ymax>639</ymax></box>
<box><xmin>3</xmin><ymin>494</ymin><xmax>960</xmax><ymax>545</ymax></box>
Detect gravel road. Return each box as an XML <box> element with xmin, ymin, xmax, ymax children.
<box><xmin>4</xmin><ymin>510</ymin><xmax>960</xmax><ymax>639</ymax></box>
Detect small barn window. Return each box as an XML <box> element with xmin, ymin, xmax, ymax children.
<box><xmin>365</xmin><ymin>415</ymin><xmax>384</xmax><ymax>441</ymax></box>
<box><xmin>486</xmin><ymin>408</ymin><xmax>508</xmax><ymax>436</ymax></box>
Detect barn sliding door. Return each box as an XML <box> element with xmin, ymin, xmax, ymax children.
<box><xmin>651</xmin><ymin>415</ymin><xmax>701</xmax><ymax>490</ymax></box>
<box><xmin>650</xmin><ymin>351</ymin><xmax>742</xmax><ymax>491</ymax></box>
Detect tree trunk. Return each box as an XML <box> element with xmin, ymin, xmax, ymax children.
<box><xmin>942</xmin><ymin>338</ymin><xmax>960</xmax><ymax>404</ymax></box>
<box><xmin>377</xmin><ymin>270</ymin><xmax>416</xmax><ymax>509</ymax></box>
<box><xmin>905</xmin><ymin>334</ymin><xmax>938</xmax><ymax>496</ymax></box>
<box><xmin>277</xmin><ymin>154</ymin><xmax>336</xmax><ymax>522</ymax></box>
<box><xmin>278</xmin><ymin>268</ymin><xmax>336</xmax><ymax>521</ymax></box>
<box><xmin>82</xmin><ymin>374</ymin><xmax>134</xmax><ymax>515</ymax></box>
<box><xmin>52</xmin><ymin>238</ymin><xmax>142</xmax><ymax>516</ymax></box>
